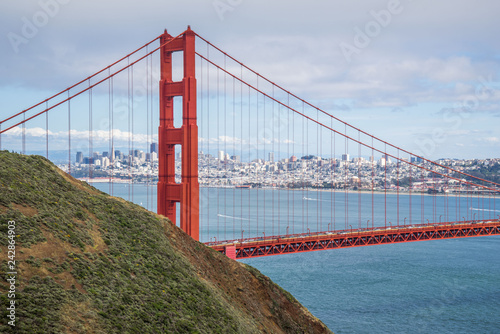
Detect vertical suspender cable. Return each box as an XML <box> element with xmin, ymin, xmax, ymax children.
<box><xmin>358</xmin><ymin>131</ymin><xmax>361</xmax><ymax>229</ymax></box>
<box><xmin>302</xmin><ymin>102</ymin><xmax>305</xmax><ymax>234</ymax></box>
<box><xmin>421</xmin><ymin>167</ymin><xmax>424</xmax><ymax>224</ymax></box>
<box><xmin>272</xmin><ymin>86</ymin><xmax>275</xmax><ymax>236</ymax></box>
<box><xmin>345</xmin><ymin>124</ymin><xmax>348</xmax><ymax>230</ymax></box>
<box><xmin>262</xmin><ymin>89</ymin><xmax>266</xmax><ymax>237</ymax></box>
<box><xmin>384</xmin><ymin>144</ymin><xmax>387</xmax><ymax>226</ymax></box>
<box><xmin>331</xmin><ymin>117</ymin><xmax>334</xmax><ymax>231</ymax></box>
<box><xmin>256</xmin><ymin>75</ymin><xmax>259</xmax><ymax>238</ymax></box>
<box><xmin>409</xmin><ymin>161</ymin><xmax>412</xmax><ymax>226</ymax></box>
<box><xmin>131</xmin><ymin>65</ymin><xmax>134</xmax><ymax>203</ymax></box>
<box><xmin>232</xmin><ymin>76</ymin><xmax>236</xmax><ymax>240</ymax></box>
<box><xmin>247</xmin><ymin>84</ymin><xmax>251</xmax><ymax>238</ymax></box>
<box><xmin>240</xmin><ymin>64</ymin><xmax>243</xmax><ymax>240</ymax></box>
<box><xmin>288</xmin><ymin>95</ymin><xmax>291</xmax><ymax>235</ymax></box>
<box><xmin>22</xmin><ymin>113</ymin><xmax>25</xmax><ymax>155</ymax></box>
<box><xmin>371</xmin><ymin>137</ymin><xmax>374</xmax><ymax>227</ymax></box>
<box><xmin>89</xmin><ymin>80</ymin><xmax>93</xmax><ymax>181</ymax></box>
<box><xmin>146</xmin><ymin>51</ymin><xmax>150</xmax><ymax>210</ymax></box>
<box><xmin>46</xmin><ymin>101</ymin><xmax>49</xmax><ymax>159</ymax></box>
<box><xmin>111</xmin><ymin>75</ymin><xmax>115</xmax><ymax>197</ymax></box>
<box><xmin>199</xmin><ymin>51</ymin><xmax>203</xmax><ymax>238</ymax></box>
<box><xmin>109</xmin><ymin>68</ymin><xmax>113</xmax><ymax>194</ymax></box>
<box><xmin>317</xmin><ymin>108</ymin><xmax>320</xmax><ymax>232</ymax></box>
<box><xmin>223</xmin><ymin>56</ymin><xmax>227</xmax><ymax>241</ymax></box>
<box><xmin>216</xmin><ymin>67</ymin><xmax>220</xmax><ymax>238</ymax></box>
<box><xmin>68</xmin><ymin>90</ymin><xmax>71</xmax><ymax>175</ymax></box>
<box><xmin>334</xmin><ymin>124</ymin><xmax>337</xmax><ymax>231</ymax></box>
<box><xmin>127</xmin><ymin>61</ymin><xmax>131</xmax><ymax>201</ymax></box>
<box><xmin>397</xmin><ymin>150</ymin><xmax>400</xmax><ymax>226</ymax></box>
<box><xmin>206</xmin><ymin>45</ymin><xmax>211</xmax><ymax>241</ymax></box>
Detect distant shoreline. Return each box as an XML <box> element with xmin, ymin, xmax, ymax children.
<box><xmin>81</xmin><ymin>178</ymin><xmax>498</xmax><ymax>199</ymax></box>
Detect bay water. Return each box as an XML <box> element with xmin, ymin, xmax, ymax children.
<box><xmin>91</xmin><ymin>182</ymin><xmax>500</xmax><ymax>333</ymax></box>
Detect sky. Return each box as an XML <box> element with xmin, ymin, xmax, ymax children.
<box><xmin>1</xmin><ymin>0</ymin><xmax>499</xmax><ymax>160</ymax></box>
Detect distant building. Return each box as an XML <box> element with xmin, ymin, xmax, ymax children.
<box><xmin>139</xmin><ymin>152</ymin><xmax>146</xmax><ymax>163</ymax></box>
<box><xmin>268</xmin><ymin>152</ymin><xmax>274</xmax><ymax>163</ymax></box>
<box><xmin>218</xmin><ymin>150</ymin><xmax>225</xmax><ymax>161</ymax></box>
<box><xmin>76</xmin><ymin>152</ymin><xmax>83</xmax><ymax>164</ymax></box>
<box><xmin>83</xmin><ymin>157</ymin><xmax>94</xmax><ymax>165</ymax></box>
<box><xmin>150</xmin><ymin>142</ymin><xmax>159</xmax><ymax>154</ymax></box>
<box><xmin>342</xmin><ymin>154</ymin><xmax>350</xmax><ymax>161</ymax></box>
<box><xmin>101</xmin><ymin>157</ymin><xmax>110</xmax><ymax>167</ymax></box>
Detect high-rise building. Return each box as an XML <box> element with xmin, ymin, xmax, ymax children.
<box><xmin>342</xmin><ymin>154</ymin><xmax>350</xmax><ymax>161</ymax></box>
<box><xmin>150</xmin><ymin>142</ymin><xmax>158</xmax><ymax>154</ymax></box>
<box><xmin>218</xmin><ymin>150</ymin><xmax>225</xmax><ymax>161</ymax></box>
<box><xmin>268</xmin><ymin>152</ymin><xmax>275</xmax><ymax>163</ymax></box>
<box><xmin>76</xmin><ymin>152</ymin><xmax>83</xmax><ymax>164</ymax></box>
<box><xmin>102</xmin><ymin>157</ymin><xmax>110</xmax><ymax>168</ymax></box>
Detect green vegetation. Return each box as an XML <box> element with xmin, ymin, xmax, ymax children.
<box><xmin>455</xmin><ymin>162</ymin><xmax>500</xmax><ymax>184</ymax></box>
<box><xmin>0</xmin><ymin>151</ymin><xmax>332</xmax><ymax>333</ymax></box>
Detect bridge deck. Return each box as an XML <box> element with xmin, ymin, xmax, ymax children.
<box><xmin>208</xmin><ymin>220</ymin><xmax>500</xmax><ymax>259</ymax></box>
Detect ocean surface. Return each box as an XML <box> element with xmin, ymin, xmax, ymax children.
<box><xmin>91</xmin><ymin>182</ymin><xmax>500</xmax><ymax>333</ymax></box>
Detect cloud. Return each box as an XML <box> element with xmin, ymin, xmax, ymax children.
<box><xmin>479</xmin><ymin>137</ymin><xmax>500</xmax><ymax>144</ymax></box>
<box><xmin>1</xmin><ymin>0</ymin><xmax>500</xmax><ymax>160</ymax></box>
<box><xmin>3</xmin><ymin>126</ymin><xmax>157</xmax><ymax>147</ymax></box>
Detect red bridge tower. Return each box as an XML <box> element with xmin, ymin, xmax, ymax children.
<box><xmin>157</xmin><ymin>27</ymin><xmax>199</xmax><ymax>240</ymax></box>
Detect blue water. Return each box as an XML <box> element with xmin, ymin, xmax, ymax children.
<box><xmin>92</xmin><ymin>182</ymin><xmax>500</xmax><ymax>333</ymax></box>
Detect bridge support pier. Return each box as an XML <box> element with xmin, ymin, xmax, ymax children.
<box><xmin>157</xmin><ymin>27</ymin><xmax>199</xmax><ymax>241</ymax></box>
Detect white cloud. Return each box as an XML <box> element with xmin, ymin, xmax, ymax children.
<box><xmin>3</xmin><ymin>126</ymin><xmax>157</xmax><ymax>145</ymax></box>
<box><xmin>480</xmin><ymin>137</ymin><xmax>500</xmax><ymax>144</ymax></box>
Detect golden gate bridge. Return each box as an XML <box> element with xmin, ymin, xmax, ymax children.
<box><xmin>1</xmin><ymin>27</ymin><xmax>499</xmax><ymax>259</ymax></box>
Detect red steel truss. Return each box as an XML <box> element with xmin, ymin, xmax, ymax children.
<box><xmin>210</xmin><ymin>221</ymin><xmax>500</xmax><ymax>259</ymax></box>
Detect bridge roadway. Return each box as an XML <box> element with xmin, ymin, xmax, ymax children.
<box><xmin>207</xmin><ymin>220</ymin><xmax>500</xmax><ymax>259</ymax></box>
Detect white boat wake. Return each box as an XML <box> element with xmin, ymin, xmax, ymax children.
<box><xmin>303</xmin><ymin>196</ymin><xmax>330</xmax><ymax>202</ymax></box>
<box><xmin>217</xmin><ymin>214</ymin><xmax>252</xmax><ymax>221</ymax></box>
<box><xmin>470</xmin><ymin>207</ymin><xmax>500</xmax><ymax>213</ymax></box>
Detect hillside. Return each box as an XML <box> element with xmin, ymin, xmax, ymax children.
<box><xmin>0</xmin><ymin>151</ymin><xmax>332</xmax><ymax>333</ymax></box>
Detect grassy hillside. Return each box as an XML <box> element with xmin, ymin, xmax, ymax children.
<box><xmin>0</xmin><ymin>151</ymin><xmax>332</xmax><ymax>333</ymax></box>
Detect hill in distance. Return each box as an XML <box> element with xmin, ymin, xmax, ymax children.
<box><xmin>0</xmin><ymin>151</ymin><xmax>333</xmax><ymax>333</ymax></box>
